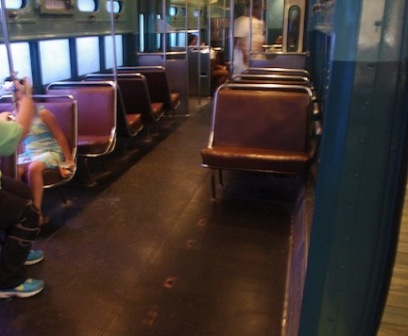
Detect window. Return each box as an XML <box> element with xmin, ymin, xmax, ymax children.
<box><xmin>39</xmin><ymin>39</ymin><xmax>71</xmax><ymax>84</ymax></box>
<box><xmin>106</xmin><ymin>0</ymin><xmax>121</xmax><ymax>13</ymax></box>
<box><xmin>104</xmin><ymin>35</ymin><xmax>123</xmax><ymax>69</ymax></box>
<box><xmin>76</xmin><ymin>37</ymin><xmax>100</xmax><ymax>76</ymax></box>
<box><xmin>77</xmin><ymin>0</ymin><xmax>98</xmax><ymax>12</ymax></box>
<box><xmin>193</xmin><ymin>9</ymin><xmax>202</xmax><ymax>18</ymax></box>
<box><xmin>156</xmin><ymin>14</ymin><xmax>161</xmax><ymax>50</ymax></box>
<box><xmin>169</xmin><ymin>33</ymin><xmax>177</xmax><ymax>48</ymax></box>
<box><xmin>169</xmin><ymin>6</ymin><xmax>177</xmax><ymax>16</ymax></box>
<box><xmin>169</xmin><ymin>33</ymin><xmax>186</xmax><ymax>49</ymax></box>
<box><xmin>139</xmin><ymin>14</ymin><xmax>145</xmax><ymax>52</ymax></box>
<box><xmin>0</xmin><ymin>42</ymin><xmax>32</xmax><ymax>82</ymax></box>
<box><xmin>0</xmin><ymin>0</ymin><xmax>24</xmax><ymax>9</ymax></box>
<box><xmin>287</xmin><ymin>6</ymin><xmax>301</xmax><ymax>52</ymax></box>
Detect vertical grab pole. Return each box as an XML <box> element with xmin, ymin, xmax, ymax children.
<box><xmin>197</xmin><ymin>1</ymin><xmax>201</xmax><ymax>104</ymax></box>
<box><xmin>108</xmin><ymin>0</ymin><xmax>117</xmax><ymax>83</ymax></box>
<box><xmin>229</xmin><ymin>0</ymin><xmax>234</xmax><ymax>77</ymax></box>
<box><xmin>159</xmin><ymin>0</ymin><xmax>167</xmax><ymax>64</ymax></box>
<box><xmin>0</xmin><ymin>0</ymin><xmax>16</xmax><ymax>80</ymax></box>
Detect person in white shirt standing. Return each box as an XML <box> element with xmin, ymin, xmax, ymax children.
<box><xmin>233</xmin><ymin>0</ymin><xmax>265</xmax><ymax>75</ymax></box>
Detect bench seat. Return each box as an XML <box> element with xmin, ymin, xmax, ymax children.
<box><xmin>118</xmin><ymin>66</ymin><xmax>181</xmax><ymax>115</ymax></box>
<box><xmin>85</xmin><ymin>73</ymin><xmax>164</xmax><ymax>140</ymax></box>
<box><xmin>201</xmin><ymin>83</ymin><xmax>317</xmax><ymax>198</ymax></box>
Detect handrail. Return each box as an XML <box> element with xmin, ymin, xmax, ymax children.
<box><xmin>135</xmin><ymin>51</ymin><xmax>187</xmax><ymax>56</ymax></box>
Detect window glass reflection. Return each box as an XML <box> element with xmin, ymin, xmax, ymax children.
<box><xmin>76</xmin><ymin>36</ymin><xmax>100</xmax><ymax>75</ymax></box>
<box><xmin>287</xmin><ymin>6</ymin><xmax>301</xmax><ymax>52</ymax></box>
<box><xmin>77</xmin><ymin>0</ymin><xmax>97</xmax><ymax>12</ymax></box>
<box><xmin>0</xmin><ymin>0</ymin><xmax>23</xmax><ymax>9</ymax></box>
<box><xmin>104</xmin><ymin>35</ymin><xmax>123</xmax><ymax>69</ymax></box>
<box><xmin>106</xmin><ymin>0</ymin><xmax>121</xmax><ymax>13</ymax></box>
<box><xmin>39</xmin><ymin>39</ymin><xmax>71</xmax><ymax>84</ymax></box>
<box><xmin>0</xmin><ymin>42</ymin><xmax>32</xmax><ymax>81</ymax></box>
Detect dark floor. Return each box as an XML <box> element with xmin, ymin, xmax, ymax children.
<box><xmin>0</xmin><ymin>97</ymin><xmax>301</xmax><ymax>336</ymax></box>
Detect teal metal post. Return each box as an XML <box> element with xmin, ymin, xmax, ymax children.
<box><xmin>300</xmin><ymin>0</ymin><xmax>408</xmax><ymax>335</ymax></box>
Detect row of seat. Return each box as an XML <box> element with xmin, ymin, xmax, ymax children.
<box><xmin>0</xmin><ymin>66</ymin><xmax>181</xmax><ymax>191</ymax></box>
<box><xmin>201</xmin><ymin>67</ymin><xmax>322</xmax><ymax>199</ymax></box>
<box><xmin>0</xmin><ymin>94</ymin><xmax>78</xmax><ymax>203</ymax></box>
<box><xmin>48</xmin><ymin>66</ymin><xmax>180</xmax><ymax>185</ymax></box>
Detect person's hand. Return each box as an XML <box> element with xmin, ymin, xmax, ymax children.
<box><xmin>59</xmin><ymin>159</ymin><xmax>76</xmax><ymax>178</ymax></box>
<box><xmin>0</xmin><ymin>112</ymin><xmax>12</xmax><ymax>121</ymax></box>
<box><xmin>68</xmin><ymin>159</ymin><xmax>76</xmax><ymax>172</ymax></box>
<box><xmin>14</xmin><ymin>77</ymin><xmax>32</xmax><ymax>98</ymax></box>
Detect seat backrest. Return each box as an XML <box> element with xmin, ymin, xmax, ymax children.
<box><xmin>211</xmin><ymin>84</ymin><xmax>313</xmax><ymax>153</ymax></box>
<box><xmin>34</xmin><ymin>95</ymin><xmax>78</xmax><ymax>161</ymax></box>
<box><xmin>118</xmin><ymin>66</ymin><xmax>173</xmax><ymax>110</ymax></box>
<box><xmin>34</xmin><ymin>95</ymin><xmax>78</xmax><ymax>186</ymax></box>
<box><xmin>46</xmin><ymin>81</ymin><xmax>116</xmax><ymax>139</ymax></box>
<box><xmin>243</xmin><ymin>67</ymin><xmax>310</xmax><ymax>78</ymax></box>
<box><xmin>231</xmin><ymin>73</ymin><xmax>311</xmax><ymax>86</ymax></box>
<box><xmin>85</xmin><ymin>73</ymin><xmax>155</xmax><ymax>125</ymax></box>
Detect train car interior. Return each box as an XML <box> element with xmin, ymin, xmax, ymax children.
<box><xmin>1</xmin><ymin>0</ymin><xmax>408</xmax><ymax>335</ymax></box>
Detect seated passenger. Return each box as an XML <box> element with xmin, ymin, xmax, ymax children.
<box><xmin>0</xmin><ymin>78</ymin><xmax>44</xmax><ymax>298</ymax></box>
<box><xmin>188</xmin><ymin>34</ymin><xmax>229</xmax><ymax>92</ymax></box>
<box><xmin>16</xmin><ymin>100</ymin><xmax>75</xmax><ymax>225</ymax></box>
<box><xmin>210</xmin><ymin>48</ymin><xmax>229</xmax><ymax>92</ymax></box>
<box><xmin>188</xmin><ymin>33</ymin><xmax>198</xmax><ymax>47</ymax></box>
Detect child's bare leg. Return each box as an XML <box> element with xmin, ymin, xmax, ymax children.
<box><xmin>26</xmin><ymin>161</ymin><xmax>46</xmax><ymax>219</ymax></box>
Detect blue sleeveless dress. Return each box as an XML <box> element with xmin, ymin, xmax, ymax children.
<box><xmin>18</xmin><ymin>110</ymin><xmax>63</xmax><ymax>169</ymax></box>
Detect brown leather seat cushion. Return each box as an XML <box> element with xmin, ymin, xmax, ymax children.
<box><xmin>201</xmin><ymin>146</ymin><xmax>310</xmax><ymax>174</ymax></box>
<box><xmin>78</xmin><ymin>135</ymin><xmax>114</xmax><ymax>155</ymax></box>
<box><xmin>125</xmin><ymin>113</ymin><xmax>143</xmax><ymax>133</ymax></box>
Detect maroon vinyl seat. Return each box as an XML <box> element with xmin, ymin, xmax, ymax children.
<box><xmin>46</xmin><ymin>81</ymin><xmax>116</xmax><ymax>157</ymax></box>
<box><xmin>46</xmin><ymin>81</ymin><xmax>116</xmax><ymax>185</ymax></box>
<box><xmin>243</xmin><ymin>67</ymin><xmax>310</xmax><ymax>77</ymax></box>
<box><xmin>201</xmin><ymin>83</ymin><xmax>317</xmax><ymax>198</ymax></box>
<box><xmin>85</xmin><ymin>73</ymin><xmax>163</xmax><ymax>139</ymax></box>
<box><xmin>0</xmin><ymin>94</ymin><xmax>78</xmax><ymax>202</ymax></box>
<box><xmin>118</xmin><ymin>66</ymin><xmax>180</xmax><ymax>116</ymax></box>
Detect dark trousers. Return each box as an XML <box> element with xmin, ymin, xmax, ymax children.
<box><xmin>0</xmin><ymin>175</ymin><xmax>40</xmax><ymax>288</ymax></box>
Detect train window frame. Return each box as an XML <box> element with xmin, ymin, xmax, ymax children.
<box><xmin>105</xmin><ymin>0</ymin><xmax>122</xmax><ymax>14</ymax></box>
<box><xmin>77</xmin><ymin>0</ymin><xmax>98</xmax><ymax>12</ymax></box>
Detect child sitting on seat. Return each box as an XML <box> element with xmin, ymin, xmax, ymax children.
<box><xmin>3</xmin><ymin>84</ymin><xmax>75</xmax><ymax>225</ymax></box>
